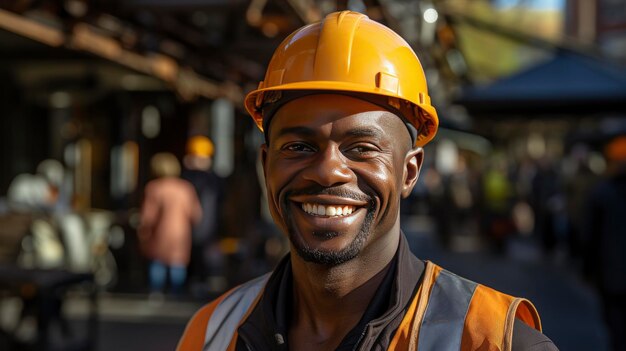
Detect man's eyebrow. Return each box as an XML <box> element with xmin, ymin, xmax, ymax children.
<box><xmin>274</xmin><ymin>126</ymin><xmax>316</xmax><ymax>138</ymax></box>
<box><xmin>345</xmin><ymin>127</ymin><xmax>384</xmax><ymax>139</ymax></box>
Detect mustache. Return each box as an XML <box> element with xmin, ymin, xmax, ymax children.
<box><xmin>287</xmin><ymin>185</ymin><xmax>372</xmax><ymax>203</ymax></box>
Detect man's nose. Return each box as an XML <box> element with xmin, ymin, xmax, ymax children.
<box><xmin>301</xmin><ymin>146</ymin><xmax>353</xmax><ymax>187</ymax></box>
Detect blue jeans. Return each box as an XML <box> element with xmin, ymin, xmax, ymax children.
<box><xmin>149</xmin><ymin>260</ymin><xmax>187</xmax><ymax>294</ymax></box>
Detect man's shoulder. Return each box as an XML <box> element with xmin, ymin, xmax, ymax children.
<box><xmin>422</xmin><ymin>263</ymin><xmax>556</xmax><ymax>349</ymax></box>
<box><xmin>192</xmin><ymin>274</ymin><xmax>271</xmax><ymax>324</ymax></box>
<box><xmin>178</xmin><ymin>274</ymin><xmax>271</xmax><ymax>351</ymax></box>
<box><xmin>513</xmin><ymin>319</ymin><xmax>559</xmax><ymax>351</ymax></box>
<box><xmin>177</xmin><ymin>300</ymin><xmax>222</xmax><ymax>351</ymax></box>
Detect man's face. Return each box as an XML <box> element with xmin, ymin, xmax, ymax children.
<box><xmin>183</xmin><ymin>155</ymin><xmax>212</xmax><ymax>171</ymax></box>
<box><xmin>262</xmin><ymin>94</ymin><xmax>423</xmax><ymax>266</ymax></box>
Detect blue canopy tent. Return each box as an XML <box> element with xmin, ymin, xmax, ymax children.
<box><xmin>455</xmin><ymin>51</ymin><xmax>626</xmax><ymax>116</ymax></box>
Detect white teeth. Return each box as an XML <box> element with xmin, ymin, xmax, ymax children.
<box><xmin>317</xmin><ymin>205</ymin><xmax>325</xmax><ymax>216</ymax></box>
<box><xmin>301</xmin><ymin>203</ymin><xmax>357</xmax><ymax>217</ymax></box>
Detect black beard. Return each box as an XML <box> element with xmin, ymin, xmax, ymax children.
<box><xmin>281</xmin><ymin>187</ymin><xmax>376</xmax><ymax>266</ymax></box>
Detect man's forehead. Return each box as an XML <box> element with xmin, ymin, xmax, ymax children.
<box><xmin>272</xmin><ymin>94</ymin><xmax>391</xmax><ymax>125</ymax></box>
<box><xmin>273</xmin><ymin>118</ymin><xmax>387</xmax><ymax>138</ymax></box>
<box><xmin>264</xmin><ymin>94</ymin><xmax>413</xmax><ymax>147</ymax></box>
<box><xmin>270</xmin><ymin>110</ymin><xmax>395</xmax><ymax>139</ymax></box>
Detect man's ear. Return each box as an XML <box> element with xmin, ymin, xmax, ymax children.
<box><xmin>401</xmin><ymin>147</ymin><xmax>424</xmax><ymax>198</ymax></box>
<box><xmin>260</xmin><ymin>143</ymin><xmax>268</xmax><ymax>179</ymax></box>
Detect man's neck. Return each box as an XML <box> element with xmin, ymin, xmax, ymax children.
<box><xmin>287</xmin><ymin>229</ymin><xmax>400</xmax><ymax>350</ymax></box>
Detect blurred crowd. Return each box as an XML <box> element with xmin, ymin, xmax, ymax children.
<box><xmin>409</xmin><ymin>134</ymin><xmax>626</xmax><ymax>273</ymax></box>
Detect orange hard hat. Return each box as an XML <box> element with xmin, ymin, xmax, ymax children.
<box><xmin>606</xmin><ymin>136</ymin><xmax>626</xmax><ymax>162</ymax></box>
<box><xmin>244</xmin><ymin>11</ymin><xmax>438</xmax><ymax>147</ymax></box>
<box><xmin>186</xmin><ymin>136</ymin><xmax>214</xmax><ymax>157</ymax></box>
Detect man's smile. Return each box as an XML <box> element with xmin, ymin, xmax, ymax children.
<box><xmin>284</xmin><ymin>193</ymin><xmax>371</xmax><ymax>238</ymax></box>
<box><xmin>290</xmin><ymin>194</ymin><xmax>368</xmax><ymax>216</ymax></box>
<box><xmin>300</xmin><ymin>203</ymin><xmax>356</xmax><ymax>217</ymax></box>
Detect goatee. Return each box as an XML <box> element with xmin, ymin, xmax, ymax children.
<box><xmin>282</xmin><ymin>186</ymin><xmax>375</xmax><ymax>266</ymax></box>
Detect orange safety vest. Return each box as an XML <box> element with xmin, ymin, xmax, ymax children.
<box><xmin>177</xmin><ymin>262</ymin><xmax>541</xmax><ymax>351</ymax></box>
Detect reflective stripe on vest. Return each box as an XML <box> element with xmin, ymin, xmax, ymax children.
<box><xmin>417</xmin><ymin>269</ymin><xmax>478</xmax><ymax>350</ymax></box>
<box><xmin>203</xmin><ymin>273</ymin><xmax>270</xmax><ymax>351</ymax></box>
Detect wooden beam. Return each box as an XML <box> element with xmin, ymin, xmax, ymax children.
<box><xmin>70</xmin><ymin>23</ymin><xmax>243</xmax><ymax>102</ymax></box>
<box><xmin>0</xmin><ymin>8</ymin><xmax>64</xmax><ymax>47</ymax></box>
<box><xmin>0</xmin><ymin>8</ymin><xmax>242</xmax><ymax>103</ymax></box>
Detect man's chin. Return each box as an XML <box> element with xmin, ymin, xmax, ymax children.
<box><xmin>288</xmin><ymin>229</ymin><xmax>365</xmax><ymax>265</ymax></box>
<box><xmin>291</xmin><ymin>241</ymin><xmax>360</xmax><ymax>265</ymax></box>
<box><xmin>284</xmin><ymin>199</ymin><xmax>376</xmax><ymax>265</ymax></box>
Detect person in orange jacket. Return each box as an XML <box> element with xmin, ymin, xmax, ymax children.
<box><xmin>178</xmin><ymin>11</ymin><xmax>557</xmax><ymax>351</ymax></box>
<box><xmin>139</xmin><ymin>153</ymin><xmax>202</xmax><ymax>295</ymax></box>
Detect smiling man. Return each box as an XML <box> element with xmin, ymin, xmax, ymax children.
<box><xmin>178</xmin><ymin>11</ymin><xmax>557</xmax><ymax>351</ymax></box>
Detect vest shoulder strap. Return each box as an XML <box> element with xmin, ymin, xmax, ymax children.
<box><xmin>461</xmin><ymin>282</ymin><xmax>541</xmax><ymax>351</ymax></box>
<box><xmin>201</xmin><ymin>273</ymin><xmax>270</xmax><ymax>351</ymax></box>
<box><xmin>415</xmin><ymin>263</ymin><xmax>479</xmax><ymax>350</ymax></box>
<box><xmin>177</xmin><ymin>295</ymin><xmax>227</xmax><ymax>351</ymax></box>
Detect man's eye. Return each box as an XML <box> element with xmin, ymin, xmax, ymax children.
<box><xmin>352</xmin><ymin>146</ymin><xmax>371</xmax><ymax>153</ymax></box>
<box><xmin>348</xmin><ymin>144</ymin><xmax>377</xmax><ymax>154</ymax></box>
<box><xmin>283</xmin><ymin>143</ymin><xmax>314</xmax><ymax>153</ymax></box>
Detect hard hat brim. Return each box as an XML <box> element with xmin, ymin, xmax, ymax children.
<box><xmin>245</xmin><ymin>81</ymin><xmax>438</xmax><ymax>147</ymax></box>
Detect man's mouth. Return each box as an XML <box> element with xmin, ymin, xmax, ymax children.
<box><xmin>300</xmin><ymin>203</ymin><xmax>357</xmax><ymax>217</ymax></box>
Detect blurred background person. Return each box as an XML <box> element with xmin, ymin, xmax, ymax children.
<box><xmin>181</xmin><ymin>136</ymin><xmax>224</xmax><ymax>294</ymax></box>
<box><xmin>531</xmin><ymin>156</ymin><xmax>566</xmax><ymax>258</ymax></box>
<box><xmin>481</xmin><ymin>153</ymin><xmax>516</xmax><ymax>252</ymax></box>
<box><xmin>6</xmin><ymin>159</ymin><xmax>67</xmax><ymax>269</ymax></box>
<box><xmin>7</xmin><ymin>159</ymin><xmax>64</xmax><ymax>214</ymax></box>
<box><xmin>582</xmin><ymin>136</ymin><xmax>626</xmax><ymax>351</ymax></box>
<box><xmin>138</xmin><ymin>153</ymin><xmax>201</xmax><ymax>297</ymax></box>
